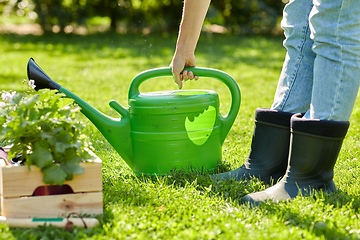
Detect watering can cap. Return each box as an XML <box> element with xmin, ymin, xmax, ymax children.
<box><xmin>128</xmin><ymin>89</ymin><xmax>219</xmax><ymax>107</ymax></box>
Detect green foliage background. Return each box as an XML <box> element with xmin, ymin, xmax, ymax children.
<box><xmin>0</xmin><ymin>0</ymin><xmax>286</xmax><ymax>34</ymax></box>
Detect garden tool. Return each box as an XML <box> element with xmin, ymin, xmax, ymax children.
<box><xmin>27</xmin><ymin>58</ymin><xmax>241</xmax><ymax>175</ymax></box>
<box><xmin>242</xmin><ymin>113</ymin><xmax>349</xmax><ymax>205</ymax></box>
<box><xmin>215</xmin><ymin>108</ymin><xmax>293</xmax><ymax>184</ymax></box>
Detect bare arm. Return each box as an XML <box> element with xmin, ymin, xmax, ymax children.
<box><xmin>170</xmin><ymin>0</ymin><xmax>211</xmax><ymax>89</ymax></box>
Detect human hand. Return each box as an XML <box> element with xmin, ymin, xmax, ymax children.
<box><xmin>170</xmin><ymin>51</ymin><xmax>198</xmax><ymax>89</ymax></box>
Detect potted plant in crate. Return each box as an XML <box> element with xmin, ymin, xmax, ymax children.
<box><xmin>0</xmin><ymin>86</ymin><xmax>103</xmax><ymax>219</ymax></box>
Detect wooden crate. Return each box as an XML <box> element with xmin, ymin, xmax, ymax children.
<box><xmin>0</xmin><ymin>154</ymin><xmax>103</xmax><ymax>218</ymax></box>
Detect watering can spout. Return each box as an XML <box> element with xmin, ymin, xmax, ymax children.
<box><xmin>27</xmin><ymin>58</ymin><xmax>134</xmax><ymax>168</ymax></box>
<box><xmin>27</xmin><ymin>58</ymin><xmax>62</xmax><ymax>91</ymax></box>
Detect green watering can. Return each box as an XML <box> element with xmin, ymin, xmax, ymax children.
<box><xmin>27</xmin><ymin>58</ymin><xmax>241</xmax><ymax>175</ymax></box>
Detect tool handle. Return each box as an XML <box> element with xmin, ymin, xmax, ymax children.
<box><xmin>128</xmin><ymin>67</ymin><xmax>241</xmax><ymax>143</ymax></box>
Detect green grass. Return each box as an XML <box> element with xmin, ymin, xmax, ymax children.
<box><xmin>1</xmin><ymin>31</ymin><xmax>360</xmax><ymax>239</ymax></box>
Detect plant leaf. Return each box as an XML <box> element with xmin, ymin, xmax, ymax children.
<box><xmin>41</xmin><ymin>130</ymin><xmax>58</xmax><ymax>147</ymax></box>
<box><xmin>64</xmin><ymin>147</ymin><xmax>83</xmax><ymax>163</ymax></box>
<box><xmin>8</xmin><ymin>92</ymin><xmax>23</xmax><ymax>105</ymax></box>
<box><xmin>23</xmin><ymin>94</ymin><xmax>40</xmax><ymax>107</ymax></box>
<box><xmin>28</xmin><ymin>108</ymin><xmax>39</xmax><ymax>121</ymax></box>
<box><xmin>41</xmin><ymin>164</ymin><xmax>67</xmax><ymax>185</ymax></box>
<box><xmin>28</xmin><ymin>141</ymin><xmax>53</xmax><ymax>168</ymax></box>
<box><xmin>60</xmin><ymin>162</ymin><xmax>84</xmax><ymax>181</ymax></box>
<box><xmin>55</xmin><ymin>142</ymin><xmax>69</xmax><ymax>153</ymax></box>
<box><xmin>56</xmin><ymin>130</ymin><xmax>71</xmax><ymax>143</ymax></box>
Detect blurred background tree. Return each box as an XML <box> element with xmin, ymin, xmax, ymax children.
<box><xmin>0</xmin><ymin>0</ymin><xmax>287</xmax><ymax>34</ymax></box>
<box><xmin>32</xmin><ymin>0</ymin><xmax>88</xmax><ymax>32</ymax></box>
<box><xmin>209</xmin><ymin>0</ymin><xmax>285</xmax><ymax>34</ymax></box>
<box><xmin>0</xmin><ymin>0</ymin><xmax>38</xmax><ymax>22</ymax></box>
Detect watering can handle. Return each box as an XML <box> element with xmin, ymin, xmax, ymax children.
<box><xmin>128</xmin><ymin>67</ymin><xmax>241</xmax><ymax>143</ymax></box>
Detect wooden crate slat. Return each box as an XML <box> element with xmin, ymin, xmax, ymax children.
<box><xmin>1</xmin><ymin>149</ymin><xmax>103</xmax><ymax>218</ymax></box>
<box><xmin>1</xmin><ymin>162</ymin><xmax>102</xmax><ymax>198</ymax></box>
<box><xmin>1</xmin><ymin>192</ymin><xmax>103</xmax><ymax>218</ymax></box>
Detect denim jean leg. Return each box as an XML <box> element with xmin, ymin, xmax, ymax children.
<box><xmin>307</xmin><ymin>0</ymin><xmax>360</xmax><ymax>121</ymax></box>
<box><xmin>271</xmin><ymin>0</ymin><xmax>315</xmax><ymax>113</ymax></box>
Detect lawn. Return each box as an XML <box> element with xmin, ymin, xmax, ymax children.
<box><xmin>1</xmin><ymin>31</ymin><xmax>360</xmax><ymax>239</ymax></box>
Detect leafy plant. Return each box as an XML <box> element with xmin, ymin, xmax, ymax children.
<box><xmin>0</xmin><ymin>87</ymin><xmax>94</xmax><ymax>185</ymax></box>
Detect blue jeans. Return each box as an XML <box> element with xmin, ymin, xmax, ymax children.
<box><xmin>271</xmin><ymin>0</ymin><xmax>360</xmax><ymax>121</ymax></box>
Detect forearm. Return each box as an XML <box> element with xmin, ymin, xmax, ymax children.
<box><xmin>175</xmin><ymin>0</ymin><xmax>211</xmax><ymax>54</ymax></box>
<box><xmin>171</xmin><ymin>0</ymin><xmax>211</xmax><ymax>88</ymax></box>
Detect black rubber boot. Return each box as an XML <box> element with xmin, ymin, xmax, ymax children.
<box><xmin>215</xmin><ymin>108</ymin><xmax>294</xmax><ymax>184</ymax></box>
<box><xmin>242</xmin><ymin>113</ymin><xmax>350</xmax><ymax>205</ymax></box>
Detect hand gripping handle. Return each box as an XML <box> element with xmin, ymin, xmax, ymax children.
<box><xmin>128</xmin><ymin>67</ymin><xmax>241</xmax><ymax>143</ymax></box>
